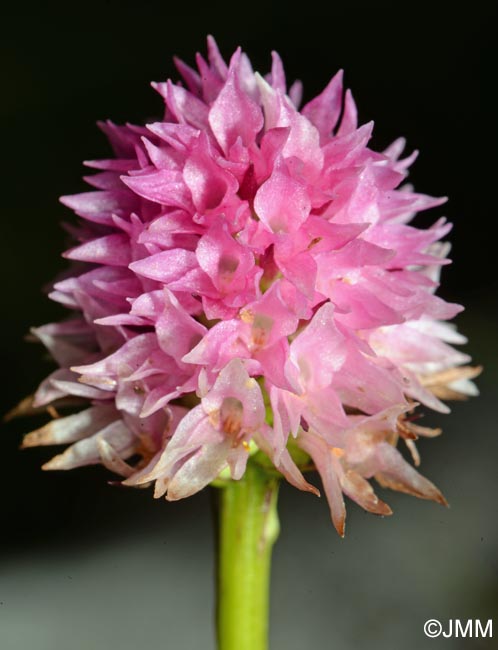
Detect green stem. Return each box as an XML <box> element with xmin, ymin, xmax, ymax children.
<box><xmin>216</xmin><ymin>461</ymin><xmax>280</xmax><ymax>650</ymax></box>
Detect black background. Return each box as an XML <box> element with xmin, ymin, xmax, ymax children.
<box><xmin>1</xmin><ymin>2</ymin><xmax>496</xmax><ymax>649</ymax></box>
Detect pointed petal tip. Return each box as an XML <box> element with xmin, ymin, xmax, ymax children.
<box><xmin>122</xmin><ymin>471</ymin><xmax>156</xmax><ymax>488</ymax></box>
<box><xmin>3</xmin><ymin>395</ymin><xmax>35</xmax><ymax>422</ymax></box>
<box><xmin>376</xmin><ymin>501</ymin><xmax>393</xmax><ymax>516</ymax></box>
<box><xmin>435</xmin><ymin>492</ymin><xmax>449</xmax><ymax>508</ymax></box>
<box><xmin>41</xmin><ymin>455</ymin><xmax>65</xmax><ymax>471</ymax></box>
<box><xmin>164</xmin><ymin>483</ymin><xmax>185</xmax><ymax>501</ymax></box>
<box><xmin>59</xmin><ymin>195</ymin><xmax>75</xmax><ymax>208</ymax></box>
<box><xmin>333</xmin><ymin>515</ymin><xmax>346</xmax><ymax>538</ymax></box>
<box><xmin>471</xmin><ymin>365</ymin><xmax>484</xmax><ymax>379</ymax></box>
<box><xmin>21</xmin><ymin>432</ymin><xmax>43</xmax><ymax>449</ymax></box>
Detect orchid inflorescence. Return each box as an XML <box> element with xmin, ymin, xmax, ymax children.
<box><xmin>20</xmin><ymin>37</ymin><xmax>479</xmax><ymax>535</ymax></box>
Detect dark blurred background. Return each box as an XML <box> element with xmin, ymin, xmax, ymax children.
<box><xmin>1</xmin><ymin>1</ymin><xmax>496</xmax><ymax>649</ymax></box>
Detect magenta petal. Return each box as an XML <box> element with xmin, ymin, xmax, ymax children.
<box><xmin>173</xmin><ymin>56</ymin><xmax>202</xmax><ymax>95</ymax></box>
<box><xmin>208</xmin><ymin>64</ymin><xmax>263</xmax><ymax>154</ymax></box>
<box><xmin>122</xmin><ymin>169</ymin><xmax>193</xmax><ymax>210</ymax></box>
<box><xmin>269</xmin><ymin>51</ymin><xmax>287</xmax><ymax>94</ymax></box>
<box><xmin>302</xmin><ymin>70</ymin><xmax>344</xmax><ymax>138</ymax></box>
<box><xmin>130</xmin><ymin>249</ymin><xmax>198</xmax><ymax>283</ymax></box>
<box><xmin>156</xmin><ymin>290</ymin><xmax>207</xmax><ymax>362</ymax></box>
<box><xmin>337</xmin><ymin>89</ymin><xmax>358</xmax><ymax>135</ymax></box>
<box><xmin>153</xmin><ymin>80</ymin><xmax>209</xmax><ymax>130</ymax></box>
<box><xmin>182</xmin><ymin>319</ymin><xmax>248</xmax><ymax>370</ymax></box>
<box><xmin>206</xmin><ymin>35</ymin><xmax>229</xmax><ymax>79</ymax></box>
<box><xmin>64</xmin><ymin>234</ymin><xmax>131</xmax><ymax>267</ymax></box>
<box><xmin>288</xmin><ymin>80</ymin><xmax>303</xmax><ymax>108</ymax></box>
<box><xmin>184</xmin><ymin>135</ymin><xmax>239</xmax><ymax>212</ymax></box>
<box><xmin>60</xmin><ymin>190</ymin><xmax>137</xmax><ymax>225</ymax></box>
<box><xmin>196</xmin><ymin>220</ymin><xmax>254</xmax><ymax>293</ymax></box>
<box><xmin>254</xmin><ymin>163</ymin><xmax>310</xmax><ymax>234</ymax></box>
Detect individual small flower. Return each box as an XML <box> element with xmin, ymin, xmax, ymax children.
<box><xmin>126</xmin><ymin>359</ymin><xmax>265</xmax><ymax>498</ymax></box>
<box><xmin>19</xmin><ymin>36</ymin><xmax>479</xmax><ymax>535</ymax></box>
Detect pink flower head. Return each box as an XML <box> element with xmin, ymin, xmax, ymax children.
<box><xmin>21</xmin><ymin>37</ymin><xmax>479</xmax><ymax>535</ymax></box>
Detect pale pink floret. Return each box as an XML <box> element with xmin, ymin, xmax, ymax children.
<box><xmin>22</xmin><ymin>37</ymin><xmax>479</xmax><ymax>535</ymax></box>
<box><xmin>125</xmin><ymin>359</ymin><xmax>265</xmax><ymax>498</ymax></box>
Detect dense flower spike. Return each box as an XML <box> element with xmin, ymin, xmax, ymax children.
<box><xmin>20</xmin><ymin>37</ymin><xmax>479</xmax><ymax>535</ymax></box>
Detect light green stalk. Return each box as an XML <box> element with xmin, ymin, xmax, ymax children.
<box><xmin>216</xmin><ymin>461</ymin><xmax>280</xmax><ymax>650</ymax></box>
